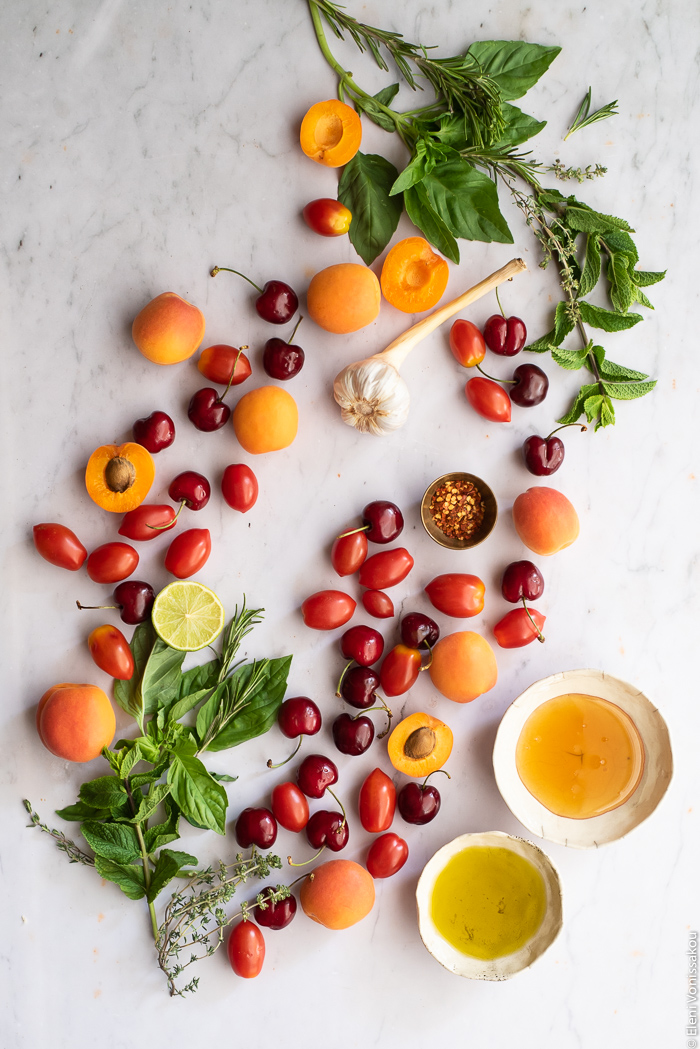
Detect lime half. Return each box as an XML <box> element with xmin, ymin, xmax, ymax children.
<box><xmin>152</xmin><ymin>581</ymin><xmax>225</xmax><ymax>651</ymax></box>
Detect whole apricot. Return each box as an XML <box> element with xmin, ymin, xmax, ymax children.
<box><xmin>232</xmin><ymin>385</ymin><xmax>298</xmax><ymax>454</ymax></box>
<box><xmin>300</xmin><ymin>100</ymin><xmax>362</xmax><ymax>167</ymax></box>
<box><xmin>512</xmin><ymin>486</ymin><xmax>580</xmax><ymax>555</ymax></box>
<box><xmin>36</xmin><ymin>683</ymin><xmax>116</xmax><ymax>762</ymax></box>
<box><xmin>300</xmin><ymin>859</ymin><xmax>375</xmax><ymax>929</ymax></box>
<box><xmin>429</xmin><ymin>631</ymin><xmax>498</xmax><ymax>704</ymax></box>
<box><xmin>132</xmin><ymin>292</ymin><xmax>205</xmax><ymax>365</ymax></box>
<box><xmin>307</xmin><ymin>264</ymin><xmax>381</xmax><ymax>334</ymax></box>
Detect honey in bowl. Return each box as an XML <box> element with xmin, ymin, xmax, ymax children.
<box><xmin>430</xmin><ymin>846</ymin><xmax>547</xmax><ymax>960</ymax></box>
<box><xmin>515</xmin><ymin>693</ymin><xmax>645</xmax><ymax>819</ymax></box>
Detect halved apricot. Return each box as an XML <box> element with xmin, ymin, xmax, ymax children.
<box><xmin>300</xmin><ymin>100</ymin><xmax>362</xmax><ymax>167</ymax></box>
<box><xmin>85</xmin><ymin>442</ymin><xmax>155</xmax><ymax>513</ymax></box>
<box><xmin>380</xmin><ymin>237</ymin><xmax>449</xmax><ymax>313</ymax></box>
<box><xmin>387</xmin><ymin>712</ymin><xmax>453</xmax><ymax>778</ymax></box>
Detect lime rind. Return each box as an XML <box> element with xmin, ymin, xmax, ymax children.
<box><xmin>152</xmin><ymin>581</ymin><xmax>225</xmax><ymax>651</ymax></box>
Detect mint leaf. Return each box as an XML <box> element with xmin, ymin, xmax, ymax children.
<box><xmin>167</xmin><ymin>743</ymin><xmax>227</xmax><ymax>834</ymax></box>
<box><xmin>602</xmin><ymin>379</ymin><xmax>657</xmax><ymax>401</ymax></box>
<box><xmin>632</xmin><ymin>287</ymin><xmax>654</xmax><ymax>309</ymax></box>
<box><xmin>558</xmin><ymin>383</ymin><xmax>600</xmax><ymax>424</ymax></box>
<box><xmin>113</xmin><ymin>620</ymin><xmax>156</xmax><ymax>723</ymax></box>
<box><xmin>467</xmin><ymin>41</ymin><xmax>561</xmax><ymax>100</ymax></box>
<box><xmin>553</xmin><ymin>300</ymin><xmax>576</xmax><ymax>345</ymax></box>
<box><xmin>55</xmin><ymin>800</ymin><xmax>111</xmax><ymax>822</ymax></box>
<box><xmin>584</xmin><ymin>393</ymin><xmax>605</xmax><ymax>423</ymax></box>
<box><xmin>609</xmin><ymin>252</ymin><xmax>634</xmax><ymax>313</ymax></box>
<box><xmin>420</xmin><ymin>158</ymin><xmax>513</xmax><ymax>244</ymax></box>
<box><xmin>565</xmin><ymin>207</ymin><xmax>633</xmax><ymax>234</ymax></box>
<box><xmin>578</xmin><ymin>235</ymin><xmax>601</xmax><ymax>298</ymax></box>
<box><xmin>600</xmin><ymin>398</ymin><xmax>616</xmax><ymax>428</ymax></box>
<box><xmin>81</xmin><ymin>821</ymin><xmax>141</xmax><ymax>864</ymax></box>
<box><xmin>338</xmin><ymin>152</ymin><xmax>402</xmax><ymax>265</ymax></box>
<box><xmin>578</xmin><ymin>301</ymin><xmax>643</xmax><ymax>332</ymax></box>
<box><xmin>404</xmin><ymin>183</ymin><xmax>460</xmax><ymax>262</ymax></box>
<box><xmin>204</xmin><ymin>657</ymin><xmax>292</xmax><ymax>752</ymax></box>
<box><xmin>143</xmin><ymin>797</ymin><xmax>181</xmax><ymax>854</ymax></box>
<box><xmin>551</xmin><ymin>347</ymin><xmax>590</xmax><ymax>370</ymax></box>
<box><xmin>631</xmin><ymin>268</ymin><xmax>666</xmax><ymax>287</ymax></box>
<box><xmin>79</xmin><ymin>776</ymin><xmax>127</xmax><ymax>811</ymax></box>
<box><xmin>600</xmin><ymin>228</ymin><xmax>639</xmax><ymax>263</ymax></box>
<box><xmin>141</xmin><ymin>640</ymin><xmax>185</xmax><ymax>714</ymax></box>
<box><xmin>525</xmin><ymin>330</ymin><xmax>558</xmax><ymax>352</ymax></box>
<box><xmin>93</xmin><ymin>856</ymin><xmax>146</xmax><ymax>901</ymax></box>
<box><xmin>146</xmin><ymin>848</ymin><xmax>198</xmax><ymax>903</ymax></box>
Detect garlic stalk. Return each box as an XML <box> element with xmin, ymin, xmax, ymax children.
<box><xmin>333</xmin><ymin>257</ymin><xmax>527</xmax><ymax>436</ymax></box>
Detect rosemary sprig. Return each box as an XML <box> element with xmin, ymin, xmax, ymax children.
<box><xmin>564</xmin><ymin>87</ymin><xmax>618</xmax><ymax>140</ymax></box>
<box><xmin>218</xmin><ymin>600</ymin><xmax>263</xmax><ymax>682</ymax></box>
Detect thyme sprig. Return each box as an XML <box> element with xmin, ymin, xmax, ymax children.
<box><xmin>25</xmin><ymin>800</ymin><xmax>95</xmax><ymax>866</ymax></box>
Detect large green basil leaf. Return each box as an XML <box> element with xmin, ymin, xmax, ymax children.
<box><xmin>404</xmin><ymin>183</ymin><xmax>460</xmax><ymax>263</ymax></box>
<box><xmin>113</xmin><ymin>620</ymin><xmax>156</xmax><ymax>723</ymax></box>
<box><xmin>204</xmin><ymin>657</ymin><xmax>291</xmax><ymax>752</ymax></box>
<box><xmin>141</xmin><ymin>640</ymin><xmax>185</xmax><ymax>714</ymax></box>
<box><xmin>338</xmin><ymin>152</ymin><xmax>403</xmax><ymax>265</ymax></box>
<box><xmin>167</xmin><ymin>742</ymin><xmax>227</xmax><ymax>834</ymax></box>
<box><xmin>420</xmin><ymin>158</ymin><xmax>513</xmax><ymax>244</ymax></box>
<box><xmin>467</xmin><ymin>41</ymin><xmax>561</xmax><ymax>101</ymax></box>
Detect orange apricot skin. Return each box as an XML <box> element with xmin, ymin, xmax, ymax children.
<box><xmin>37</xmin><ymin>683</ymin><xmax>116</xmax><ymax>762</ymax></box>
<box><xmin>380</xmin><ymin>237</ymin><xmax>449</xmax><ymax>314</ymax></box>
<box><xmin>387</xmin><ymin>712</ymin><xmax>453</xmax><ymax>778</ymax></box>
<box><xmin>232</xmin><ymin>386</ymin><xmax>298</xmax><ymax>454</ymax></box>
<box><xmin>512</xmin><ymin>486</ymin><xmax>580</xmax><ymax>555</ymax></box>
<box><xmin>429</xmin><ymin>631</ymin><xmax>498</xmax><ymax>704</ymax></box>
<box><xmin>300</xmin><ymin>100</ymin><xmax>362</xmax><ymax>167</ymax></box>
<box><xmin>132</xmin><ymin>292</ymin><xmax>205</xmax><ymax>365</ymax></box>
<box><xmin>300</xmin><ymin>860</ymin><xmax>375</xmax><ymax>929</ymax></box>
<box><xmin>307</xmin><ymin>263</ymin><xmax>381</xmax><ymax>334</ymax></box>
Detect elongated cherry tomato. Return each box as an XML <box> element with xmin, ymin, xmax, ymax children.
<box><xmin>362</xmin><ymin>590</ymin><xmax>394</xmax><ymax>619</ymax></box>
<box><xmin>465</xmin><ymin>377</ymin><xmax>511</xmax><ymax>422</ymax></box>
<box><xmin>359</xmin><ymin>768</ymin><xmax>396</xmax><ymax>833</ymax></box>
<box><xmin>271</xmin><ymin>781</ymin><xmax>309</xmax><ymax>832</ymax></box>
<box><xmin>88</xmin><ymin>624</ymin><xmax>135</xmax><ymax>680</ymax></box>
<box><xmin>449</xmin><ymin>319</ymin><xmax>486</xmax><ymax>368</ymax></box>
<box><xmin>425</xmin><ymin>574</ymin><xmax>485</xmax><ymax>618</ymax></box>
<box><xmin>198</xmin><ymin>344</ymin><xmax>252</xmax><ymax>386</ymax></box>
<box><xmin>87</xmin><ymin>542</ymin><xmax>139</xmax><ymax>584</ymax></box>
<box><xmin>379</xmin><ymin>644</ymin><xmax>422</xmax><ymax>697</ymax></box>
<box><xmin>164</xmin><ymin>528</ymin><xmax>211</xmax><ymax>579</ymax></box>
<box><xmin>493</xmin><ymin>607</ymin><xmax>546</xmax><ymax>648</ymax></box>
<box><xmin>301</xmin><ymin>590</ymin><xmax>356</xmax><ymax>630</ymax></box>
<box><xmin>303</xmin><ymin>198</ymin><xmax>352</xmax><ymax>237</ymax></box>
<box><xmin>227</xmin><ymin>920</ymin><xmax>265</xmax><ymax>978</ymax></box>
<box><xmin>118</xmin><ymin>504</ymin><xmax>177</xmax><ymax>541</ymax></box>
<box><xmin>331</xmin><ymin>531</ymin><xmax>368</xmax><ymax>576</ymax></box>
<box><xmin>33</xmin><ymin>523</ymin><xmax>87</xmax><ymax>571</ymax></box>
<box><xmin>358</xmin><ymin>548</ymin><xmax>414</xmax><ymax>590</ymax></box>
<box><xmin>366</xmin><ymin>832</ymin><xmax>409</xmax><ymax>879</ymax></box>
<box><xmin>222</xmin><ymin>464</ymin><xmax>258</xmax><ymax>512</ymax></box>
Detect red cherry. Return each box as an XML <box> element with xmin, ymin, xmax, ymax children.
<box><xmin>332</xmin><ymin>713</ymin><xmax>374</xmax><ymax>756</ymax></box>
<box><xmin>483</xmin><ymin>314</ymin><xmax>527</xmax><ymax>356</ymax></box>
<box><xmin>168</xmin><ymin>471</ymin><xmax>210</xmax><ymax>510</ymax></box>
<box><xmin>187</xmin><ymin>388</ymin><xmax>231</xmax><ymax>431</ymax></box>
<box><xmin>397</xmin><ymin>781</ymin><xmax>441</xmax><ymax>825</ymax></box>
<box><xmin>361</xmin><ymin>500</ymin><xmax>404</xmax><ymax>544</ymax></box>
<box><xmin>254</xmin><ymin>887</ymin><xmax>297</xmax><ymax>930</ymax></box>
<box><xmin>263</xmin><ymin>318</ymin><xmax>305</xmax><ymax>380</ymax></box>
<box><xmin>305</xmin><ymin>810</ymin><xmax>349</xmax><ymax>852</ymax></box>
<box><xmin>77</xmin><ymin>580</ymin><xmax>155</xmax><ymax>624</ymax></box>
<box><xmin>235</xmin><ymin>807</ymin><xmax>278</xmax><ymax>849</ymax></box>
<box><xmin>523</xmin><ymin>423</ymin><xmax>587</xmax><ymax>476</ymax></box>
<box><xmin>509</xmin><ymin>364</ymin><xmax>548</xmax><ymax>407</ymax></box>
<box><xmin>132</xmin><ymin>411</ymin><xmax>175</xmax><ymax>453</ymax></box>
<box><xmin>338</xmin><ymin>666</ymin><xmax>380</xmax><ymax>709</ymax></box>
<box><xmin>400</xmin><ymin>612</ymin><xmax>439</xmax><ymax>649</ymax></box>
<box><xmin>296</xmin><ymin>754</ymin><xmax>338</xmax><ymax>799</ymax></box>
<box><xmin>211</xmin><ymin>266</ymin><xmax>298</xmax><ymax>324</ymax></box>
<box><xmin>340</xmin><ymin>625</ymin><xmax>384</xmax><ymax>666</ymax></box>
<box><xmin>501</xmin><ymin>561</ymin><xmax>544</xmax><ymax>603</ymax></box>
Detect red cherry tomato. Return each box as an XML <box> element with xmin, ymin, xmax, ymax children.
<box><xmin>227</xmin><ymin>920</ymin><xmax>265</xmax><ymax>978</ymax></box>
<box><xmin>379</xmin><ymin>644</ymin><xmax>422</xmax><ymax>697</ymax></box>
<box><xmin>271</xmin><ymin>782</ymin><xmax>309</xmax><ymax>832</ymax></box>
<box><xmin>359</xmin><ymin>768</ymin><xmax>396</xmax><ymax>833</ymax></box>
<box><xmin>164</xmin><ymin>528</ymin><xmax>211</xmax><ymax>579</ymax></box>
<box><xmin>366</xmin><ymin>832</ymin><xmax>409</xmax><ymax>879</ymax></box>
<box><xmin>301</xmin><ymin>590</ymin><xmax>356</xmax><ymax>630</ymax></box>
<box><xmin>87</xmin><ymin>542</ymin><xmax>139</xmax><ymax>584</ymax></box>
<box><xmin>222</xmin><ymin>464</ymin><xmax>259</xmax><ymax>513</ymax></box>
<box><xmin>197</xmin><ymin>344</ymin><xmax>252</xmax><ymax>386</ymax></box>
<box><xmin>449</xmin><ymin>319</ymin><xmax>486</xmax><ymax>368</ymax></box>
<box><xmin>424</xmin><ymin>574</ymin><xmax>485</xmax><ymax>618</ymax></box>
<box><xmin>118</xmin><ymin>504</ymin><xmax>177</xmax><ymax>542</ymax></box>
<box><xmin>465</xmin><ymin>377</ymin><xmax>511</xmax><ymax>422</ymax></box>
<box><xmin>33</xmin><ymin>523</ymin><xmax>87</xmax><ymax>571</ymax></box>
<box><xmin>358</xmin><ymin>548</ymin><xmax>414</xmax><ymax>590</ymax></box>
<box><xmin>303</xmin><ymin>198</ymin><xmax>353</xmax><ymax>237</ymax></box>
<box><xmin>493</xmin><ymin>607</ymin><xmax>546</xmax><ymax>648</ymax></box>
<box><xmin>88</xmin><ymin>624</ymin><xmax>135</xmax><ymax>680</ymax></box>
<box><xmin>362</xmin><ymin>590</ymin><xmax>394</xmax><ymax>619</ymax></box>
<box><xmin>331</xmin><ymin>531</ymin><xmax>368</xmax><ymax>576</ymax></box>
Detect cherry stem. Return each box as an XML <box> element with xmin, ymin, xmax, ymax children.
<box><xmin>476</xmin><ymin>363</ymin><xmax>515</xmax><ymax>385</ymax></box>
<box><xmin>419</xmin><ymin>645</ymin><xmax>434</xmax><ymax>671</ymax></box>
<box><xmin>326</xmin><ymin>788</ymin><xmax>346</xmax><ymax>829</ymax></box>
<box><xmin>266</xmin><ymin>734</ymin><xmax>303</xmax><ymax>769</ymax></box>
<box><xmin>495</xmin><ymin>285</ymin><xmax>506</xmax><ymax>319</ymax></box>
<box><xmin>287</xmin><ymin>845</ymin><xmax>325</xmax><ymax>867</ymax></box>
<box><xmin>218</xmin><ymin>346</ymin><xmax>248</xmax><ymax>402</ymax></box>
<box><xmin>335</xmin><ymin>660</ymin><xmax>353</xmax><ymax>698</ymax></box>
<box><xmin>376</xmin><ymin>698</ymin><xmax>393</xmax><ymax>740</ymax></box>
<box><xmin>287</xmin><ymin>317</ymin><xmax>303</xmax><ymax>344</ymax></box>
<box><xmin>421</xmin><ymin>768</ymin><xmax>451</xmax><ymax>789</ymax></box>
<box><xmin>546</xmin><ymin>423</ymin><xmax>588</xmax><ymax>440</ymax></box>
<box><xmin>76</xmin><ymin>600</ymin><xmax>117</xmax><ymax>611</ymax></box>
<box><xmin>336</xmin><ymin>524</ymin><xmax>370</xmax><ymax>540</ymax></box>
<box><xmin>147</xmin><ymin>502</ymin><xmax>185</xmax><ymax>531</ymax></box>
<box><xmin>210</xmin><ymin>266</ymin><xmax>263</xmax><ymax>294</ymax></box>
<box><xmin>521</xmin><ymin>596</ymin><xmax>545</xmax><ymax>643</ymax></box>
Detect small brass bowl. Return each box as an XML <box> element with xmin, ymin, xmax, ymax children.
<box><xmin>421</xmin><ymin>472</ymin><xmax>498</xmax><ymax>550</ymax></box>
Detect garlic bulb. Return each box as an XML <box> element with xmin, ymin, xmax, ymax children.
<box><xmin>333</xmin><ymin>257</ymin><xmax>527</xmax><ymax>436</ymax></box>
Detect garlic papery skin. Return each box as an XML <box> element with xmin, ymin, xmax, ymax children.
<box><xmin>333</xmin><ymin>356</ymin><xmax>410</xmax><ymax>436</ymax></box>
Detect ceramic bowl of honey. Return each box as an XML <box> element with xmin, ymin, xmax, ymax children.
<box><xmin>493</xmin><ymin>669</ymin><xmax>673</xmax><ymax>848</ymax></box>
<box><xmin>416</xmin><ymin>831</ymin><xmax>563</xmax><ymax>980</ymax></box>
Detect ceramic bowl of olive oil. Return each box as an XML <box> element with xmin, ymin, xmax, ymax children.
<box><xmin>416</xmin><ymin>831</ymin><xmax>563</xmax><ymax>980</ymax></box>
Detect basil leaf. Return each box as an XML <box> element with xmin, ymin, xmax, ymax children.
<box><xmin>143</xmin><ymin>797</ymin><xmax>181</xmax><ymax>855</ymax></box>
<box><xmin>195</xmin><ymin>680</ymin><xmax>231</xmax><ymax>745</ymax></box>
<box><xmin>338</xmin><ymin>152</ymin><xmax>402</xmax><ymax>265</ymax></box>
<box><xmin>205</xmin><ymin>656</ymin><xmax>292</xmax><ymax>752</ymax></box>
<box><xmin>93</xmin><ymin>856</ymin><xmax>146</xmax><ymax>901</ymax></box>
<box><xmin>467</xmin><ymin>41</ymin><xmax>561</xmax><ymax>101</ymax></box>
<box><xmin>55</xmin><ymin>800</ymin><xmax>111</xmax><ymax>822</ymax></box>
<box><xmin>141</xmin><ymin>640</ymin><xmax>185</xmax><ymax>714</ymax></box>
<box><xmin>178</xmin><ymin>658</ymin><xmax>221</xmax><ymax>700</ymax></box>
<box><xmin>602</xmin><ymin>379</ymin><xmax>657</xmax><ymax>401</ymax></box>
<box><xmin>578</xmin><ymin>301</ymin><xmax>642</xmax><ymax>332</ymax></box>
<box><xmin>420</xmin><ymin>158</ymin><xmax>513</xmax><ymax>244</ymax></box>
<box><xmin>404</xmin><ymin>183</ymin><xmax>460</xmax><ymax>263</ymax></box>
<box><xmin>355</xmin><ymin>85</ymin><xmax>400</xmax><ymax>132</ymax></box>
<box><xmin>211</xmin><ymin>772</ymin><xmax>237</xmax><ymax>782</ymax></box>
<box><xmin>390</xmin><ymin>152</ymin><xmax>428</xmax><ymax>195</ymax></box>
<box><xmin>79</xmin><ymin>776</ymin><xmax>127</xmax><ymax>811</ymax></box>
<box><xmin>113</xmin><ymin>620</ymin><xmax>156</xmax><ymax>723</ymax></box>
<box><xmin>491</xmin><ymin>103</ymin><xmax>546</xmax><ymax>148</ymax></box>
<box><xmin>578</xmin><ymin>235</ymin><xmax>601</xmax><ymax>298</ymax></box>
<box><xmin>146</xmin><ymin>848</ymin><xmax>198</xmax><ymax>903</ymax></box>
<box><xmin>566</xmin><ymin>207</ymin><xmax>633</xmax><ymax>234</ymax></box>
<box><xmin>81</xmin><ymin>821</ymin><xmax>141</xmax><ymax>864</ymax></box>
<box><xmin>168</xmin><ymin>687</ymin><xmax>214</xmax><ymax>724</ymax></box>
<box><xmin>167</xmin><ymin>742</ymin><xmax>228</xmax><ymax>834</ymax></box>
<box><xmin>631</xmin><ymin>268</ymin><xmax>666</xmax><ymax>287</ymax></box>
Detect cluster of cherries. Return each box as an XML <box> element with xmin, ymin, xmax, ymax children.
<box><xmin>449</xmin><ymin>303</ymin><xmax>585</xmax><ymax>475</ymax></box>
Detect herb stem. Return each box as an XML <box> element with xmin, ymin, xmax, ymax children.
<box><xmin>135</xmin><ymin>821</ymin><xmax>159</xmax><ymax>939</ymax></box>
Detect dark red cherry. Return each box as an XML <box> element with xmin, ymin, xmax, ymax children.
<box><xmin>397</xmin><ymin>781</ymin><xmax>441</xmax><ymax>825</ymax></box>
<box><xmin>253</xmin><ymin>887</ymin><xmax>297</xmax><ymax>930</ymax></box>
<box><xmin>113</xmin><ymin>580</ymin><xmax>155</xmax><ymax>624</ymax></box>
<box><xmin>510</xmin><ymin>364</ymin><xmax>548</xmax><ymax>407</ymax></box>
<box><xmin>235</xmin><ymin>807</ymin><xmax>278</xmax><ymax>849</ymax></box>
<box><xmin>400</xmin><ymin>613</ymin><xmax>439</xmax><ymax>650</ymax></box>
<box><xmin>340</xmin><ymin>625</ymin><xmax>384</xmax><ymax>667</ymax></box>
<box><xmin>168</xmin><ymin>471</ymin><xmax>210</xmax><ymax>510</ymax></box>
<box><xmin>305</xmin><ymin>810</ymin><xmax>349</xmax><ymax>852</ymax></box>
<box><xmin>210</xmin><ymin>267</ymin><xmax>298</xmax><ymax>324</ymax></box>
<box><xmin>263</xmin><ymin>338</ymin><xmax>305</xmax><ymax>379</ymax></box>
<box><xmin>502</xmin><ymin>561</ymin><xmax>544</xmax><ymax>603</ymax></box>
<box><xmin>187</xmin><ymin>388</ymin><xmax>231</xmax><ymax>432</ymax></box>
<box><xmin>277</xmin><ymin>697</ymin><xmax>321</xmax><ymax>739</ymax></box>
<box><xmin>332</xmin><ymin>713</ymin><xmax>374</xmax><ymax>756</ymax></box>
<box><xmin>132</xmin><ymin>411</ymin><xmax>175</xmax><ymax>453</ymax></box>
<box><xmin>483</xmin><ymin>314</ymin><xmax>527</xmax><ymax>357</ymax></box>
<box><xmin>361</xmin><ymin>500</ymin><xmax>404</xmax><ymax>544</ymax></box>
<box><xmin>296</xmin><ymin>754</ymin><xmax>338</xmax><ymax>799</ymax></box>
<box><xmin>523</xmin><ymin>434</ymin><xmax>565</xmax><ymax>475</ymax></box>
<box><xmin>338</xmin><ymin>666</ymin><xmax>380</xmax><ymax>709</ymax></box>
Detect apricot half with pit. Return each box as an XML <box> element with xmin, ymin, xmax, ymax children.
<box><xmin>388</xmin><ymin>712</ymin><xmax>453</xmax><ymax>778</ymax></box>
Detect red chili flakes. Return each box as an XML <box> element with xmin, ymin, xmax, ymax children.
<box><xmin>429</xmin><ymin>480</ymin><xmax>484</xmax><ymax>540</ymax></box>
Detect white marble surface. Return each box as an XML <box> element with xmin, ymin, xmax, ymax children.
<box><xmin>2</xmin><ymin>1</ymin><xmax>698</xmax><ymax>1046</ymax></box>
